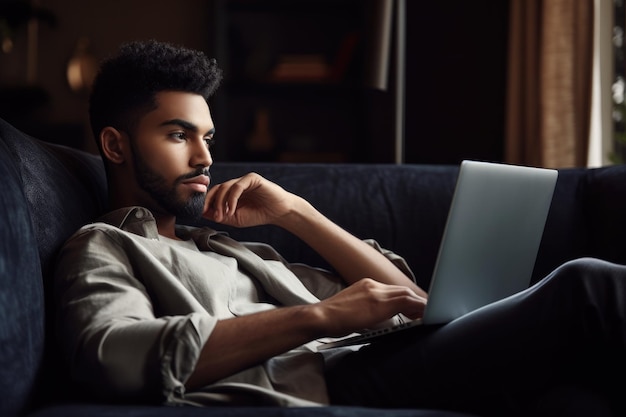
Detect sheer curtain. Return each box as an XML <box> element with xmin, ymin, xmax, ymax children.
<box><xmin>505</xmin><ymin>0</ymin><xmax>594</xmax><ymax>168</ymax></box>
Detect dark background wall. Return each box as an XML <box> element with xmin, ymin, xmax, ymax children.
<box><xmin>405</xmin><ymin>1</ymin><xmax>510</xmax><ymax>164</ymax></box>
<box><xmin>0</xmin><ymin>0</ymin><xmax>510</xmax><ymax>164</ymax></box>
<box><xmin>0</xmin><ymin>0</ymin><xmax>212</xmax><ymax>152</ymax></box>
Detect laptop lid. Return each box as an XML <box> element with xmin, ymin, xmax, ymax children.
<box><xmin>421</xmin><ymin>160</ymin><xmax>557</xmax><ymax>324</ymax></box>
<box><xmin>316</xmin><ymin>160</ymin><xmax>558</xmax><ymax>350</ymax></box>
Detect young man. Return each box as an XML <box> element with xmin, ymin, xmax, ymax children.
<box><xmin>55</xmin><ymin>40</ymin><xmax>626</xmax><ymax>416</ymax></box>
<box><xmin>55</xmin><ymin>39</ymin><xmax>427</xmax><ymax>406</ymax></box>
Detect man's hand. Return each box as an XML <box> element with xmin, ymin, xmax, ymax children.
<box><xmin>204</xmin><ymin>172</ymin><xmax>427</xmax><ymax>298</ymax></box>
<box><xmin>203</xmin><ymin>173</ymin><xmax>301</xmax><ymax>227</ymax></box>
<box><xmin>312</xmin><ymin>278</ymin><xmax>427</xmax><ymax>337</ymax></box>
<box><xmin>186</xmin><ymin>279</ymin><xmax>427</xmax><ymax>389</ymax></box>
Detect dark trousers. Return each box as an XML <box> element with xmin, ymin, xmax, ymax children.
<box><xmin>325</xmin><ymin>258</ymin><xmax>626</xmax><ymax>416</ymax></box>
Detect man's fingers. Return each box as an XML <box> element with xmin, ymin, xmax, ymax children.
<box><xmin>205</xmin><ymin>178</ymin><xmax>242</xmax><ymax>217</ymax></box>
<box><xmin>322</xmin><ymin>279</ymin><xmax>427</xmax><ymax>335</ymax></box>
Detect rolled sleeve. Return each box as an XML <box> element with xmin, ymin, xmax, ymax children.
<box><xmin>54</xmin><ymin>227</ymin><xmax>216</xmax><ymax>401</ymax></box>
<box><xmin>160</xmin><ymin>313</ymin><xmax>216</xmax><ymax>402</ymax></box>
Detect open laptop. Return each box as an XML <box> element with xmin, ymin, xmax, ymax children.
<box><xmin>317</xmin><ymin>160</ymin><xmax>558</xmax><ymax>351</ymax></box>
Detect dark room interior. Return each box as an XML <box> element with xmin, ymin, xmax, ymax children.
<box><xmin>0</xmin><ymin>0</ymin><xmax>510</xmax><ymax>164</ymax></box>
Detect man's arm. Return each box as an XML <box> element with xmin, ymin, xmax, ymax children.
<box><xmin>185</xmin><ymin>173</ymin><xmax>428</xmax><ymax>388</ymax></box>
<box><xmin>274</xmin><ymin>197</ymin><xmax>427</xmax><ymax>296</ymax></box>
<box><xmin>186</xmin><ymin>277</ymin><xmax>425</xmax><ymax>389</ymax></box>
<box><xmin>204</xmin><ymin>173</ymin><xmax>427</xmax><ymax>297</ymax></box>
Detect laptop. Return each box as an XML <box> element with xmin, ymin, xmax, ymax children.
<box><xmin>317</xmin><ymin>160</ymin><xmax>558</xmax><ymax>351</ymax></box>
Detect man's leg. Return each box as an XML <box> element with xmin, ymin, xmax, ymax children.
<box><xmin>325</xmin><ymin>258</ymin><xmax>626</xmax><ymax>416</ymax></box>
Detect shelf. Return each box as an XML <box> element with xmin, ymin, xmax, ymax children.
<box><xmin>211</xmin><ymin>0</ymin><xmax>386</xmax><ymax>163</ymax></box>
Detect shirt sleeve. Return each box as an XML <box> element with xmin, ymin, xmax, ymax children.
<box><xmin>54</xmin><ymin>226</ymin><xmax>216</xmax><ymax>403</ymax></box>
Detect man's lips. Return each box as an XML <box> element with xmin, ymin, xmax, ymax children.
<box><xmin>181</xmin><ymin>175</ymin><xmax>210</xmax><ymax>193</ymax></box>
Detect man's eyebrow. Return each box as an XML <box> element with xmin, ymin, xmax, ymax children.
<box><xmin>160</xmin><ymin>119</ymin><xmax>215</xmax><ymax>136</ymax></box>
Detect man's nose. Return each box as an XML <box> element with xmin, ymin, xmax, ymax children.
<box><xmin>191</xmin><ymin>138</ymin><xmax>213</xmax><ymax>168</ymax></box>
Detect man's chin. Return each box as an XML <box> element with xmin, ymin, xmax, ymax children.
<box><xmin>175</xmin><ymin>193</ymin><xmax>206</xmax><ymax>222</ymax></box>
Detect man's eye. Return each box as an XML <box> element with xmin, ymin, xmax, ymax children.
<box><xmin>204</xmin><ymin>138</ymin><xmax>215</xmax><ymax>148</ymax></box>
<box><xmin>171</xmin><ymin>132</ymin><xmax>187</xmax><ymax>140</ymax></box>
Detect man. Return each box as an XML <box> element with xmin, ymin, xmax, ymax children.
<box><xmin>55</xmin><ymin>40</ymin><xmax>626</xmax><ymax>416</ymax></box>
<box><xmin>55</xmin><ymin>39</ymin><xmax>426</xmax><ymax>406</ymax></box>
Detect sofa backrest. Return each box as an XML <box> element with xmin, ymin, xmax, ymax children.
<box><xmin>585</xmin><ymin>164</ymin><xmax>626</xmax><ymax>265</ymax></box>
<box><xmin>203</xmin><ymin>163</ymin><xmax>460</xmax><ymax>289</ymax></box>
<box><xmin>533</xmin><ymin>167</ymin><xmax>589</xmax><ymax>282</ymax></box>
<box><xmin>0</xmin><ymin>118</ymin><xmax>108</xmax><ymax>414</ymax></box>
<box><xmin>207</xmin><ymin>162</ymin><xmax>626</xmax><ymax>286</ymax></box>
<box><xmin>0</xmin><ymin>122</ymin><xmax>46</xmax><ymax>416</ymax></box>
<box><xmin>1</xmin><ymin>121</ymin><xmax>108</xmax><ymax>277</ymax></box>
<box><xmin>533</xmin><ymin>163</ymin><xmax>626</xmax><ymax>282</ymax></box>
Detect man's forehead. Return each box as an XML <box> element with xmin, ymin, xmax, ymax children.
<box><xmin>146</xmin><ymin>91</ymin><xmax>214</xmax><ymax>131</ymax></box>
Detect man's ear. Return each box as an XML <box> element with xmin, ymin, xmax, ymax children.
<box><xmin>100</xmin><ymin>127</ymin><xmax>128</xmax><ymax>165</ymax></box>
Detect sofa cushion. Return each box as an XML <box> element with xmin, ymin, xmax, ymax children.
<box><xmin>27</xmin><ymin>404</ymin><xmax>477</xmax><ymax>417</ymax></box>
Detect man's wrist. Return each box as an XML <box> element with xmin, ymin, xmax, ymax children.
<box><xmin>274</xmin><ymin>197</ymin><xmax>319</xmax><ymax>231</ymax></box>
<box><xmin>298</xmin><ymin>302</ymin><xmax>332</xmax><ymax>340</ymax></box>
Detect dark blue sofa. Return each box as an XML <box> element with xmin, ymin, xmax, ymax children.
<box><xmin>2</xmin><ymin>115</ymin><xmax>626</xmax><ymax>416</ymax></box>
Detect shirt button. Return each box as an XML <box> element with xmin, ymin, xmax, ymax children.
<box><xmin>135</xmin><ymin>209</ymin><xmax>144</xmax><ymax>219</ymax></box>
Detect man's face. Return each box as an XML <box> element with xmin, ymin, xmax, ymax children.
<box><xmin>127</xmin><ymin>91</ymin><xmax>215</xmax><ymax>220</ymax></box>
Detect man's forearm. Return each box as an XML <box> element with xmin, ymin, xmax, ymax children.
<box><xmin>203</xmin><ymin>173</ymin><xmax>425</xmax><ymax>296</ymax></box>
<box><xmin>186</xmin><ymin>276</ymin><xmax>426</xmax><ymax>390</ymax></box>
<box><xmin>185</xmin><ymin>304</ymin><xmax>322</xmax><ymax>389</ymax></box>
<box><xmin>275</xmin><ymin>198</ymin><xmax>427</xmax><ymax>297</ymax></box>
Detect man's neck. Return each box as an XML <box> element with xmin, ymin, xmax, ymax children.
<box><xmin>153</xmin><ymin>214</ymin><xmax>180</xmax><ymax>240</ymax></box>
<box><xmin>109</xmin><ymin>193</ymin><xmax>180</xmax><ymax>240</ymax></box>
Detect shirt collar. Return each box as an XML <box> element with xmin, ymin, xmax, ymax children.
<box><xmin>97</xmin><ymin>206</ymin><xmax>222</xmax><ymax>247</ymax></box>
<box><xmin>98</xmin><ymin>206</ymin><xmax>160</xmax><ymax>239</ymax></box>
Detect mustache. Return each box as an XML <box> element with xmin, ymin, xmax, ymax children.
<box><xmin>177</xmin><ymin>168</ymin><xmax>211</xmax><ymax>183</ymax></box>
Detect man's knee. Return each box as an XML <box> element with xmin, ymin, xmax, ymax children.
<box><xmin>551</xmin><ymin>257</ymin><xmax>616</xmax><ymax>280</ymax></box>
<box><xmin>545</xmin><ymin>257</ymin><xmax>626</xmax><ymax>298</ymax></box>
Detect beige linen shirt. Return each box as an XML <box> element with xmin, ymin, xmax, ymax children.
<box><xmin>54</xmin><ymin>206</ymin><xmax>414</xmax><ymax>406</ymax></box>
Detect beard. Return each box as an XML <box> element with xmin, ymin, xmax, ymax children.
<box><xmin>131</xmin><ymin>149</ymin><xmax>208</xmax><ymax>221</ymax></box>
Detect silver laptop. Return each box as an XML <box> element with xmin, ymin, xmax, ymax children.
<box><xmin>317</xmin><ymin>160</ymin><xmax>558</xmax><ymax>350</ymax></box>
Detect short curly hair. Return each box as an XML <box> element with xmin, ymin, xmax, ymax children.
<box><xmin>89</xmin><ymin>40</ymin><xmax>222</xmax><ymax>145</ymax></box>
